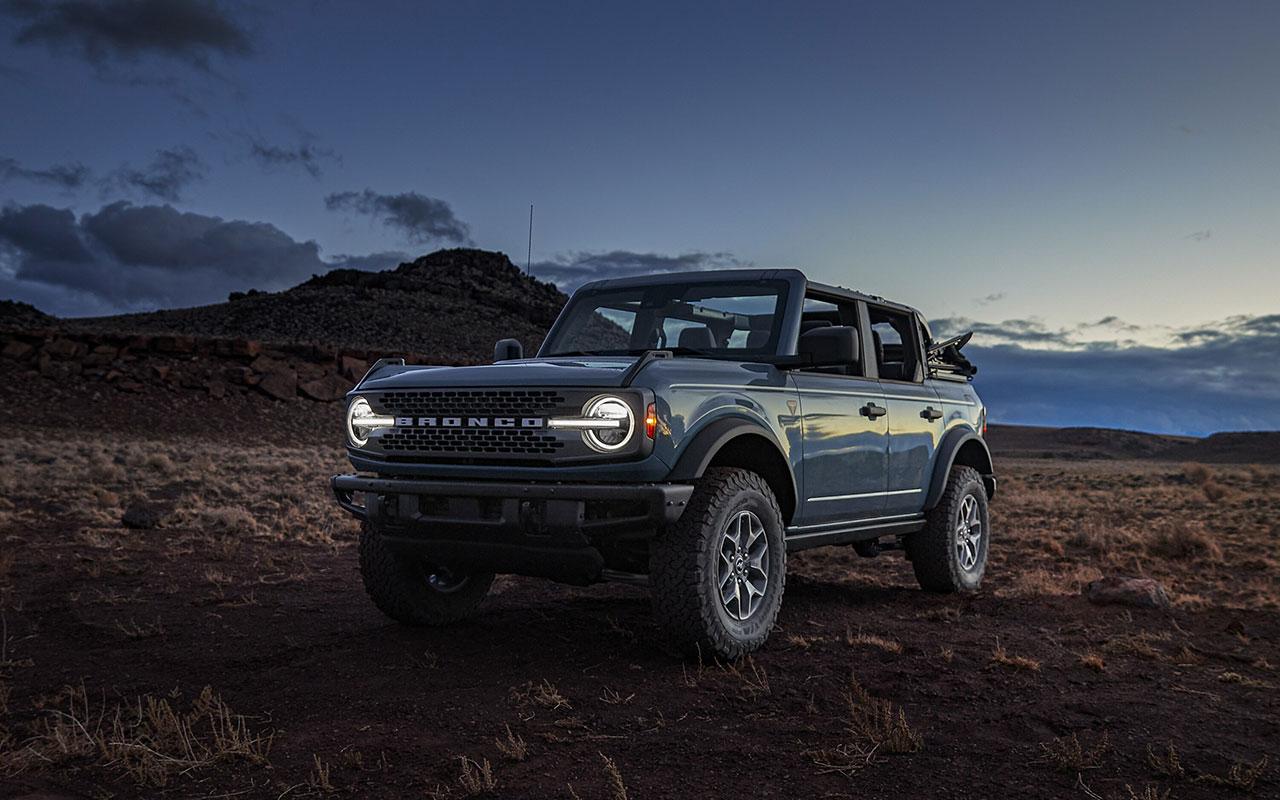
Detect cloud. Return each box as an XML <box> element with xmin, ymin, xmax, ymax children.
<box><xmin>0</xmin><ymin>200</ymin><xmax>395</xmax><ymax>314</ymax></box>
<box><xmin>935</xmin><ymin>313</ymin><xmax>1280</xmax><ymax>435</ymax></box>
<box><xmin>529</xmin><ymin>250</ymin><xmax>747</xmax><ymax>289</ymax></box>
<box><xmin>102</xmin><ymin>146</ymin><xmax>206</xmax><ymax>201</ymax></box>
<box><xmin>247</xmin><ymin>138</ymin><xmax>338</xmax><ymax>179</ymax></box>
<box><xmin>974</xmin><ymin>292</ymin><xmax>1005</xmax><ymax>306</ymax></box>
<box><xmin>0</xmin><ymin>155</ymin><xmax>90</xmax><ymax>189</ymax></box>
<box><xmin>3</xmin><ymin>0</ymin><xmax>252</xmax><ymax>69</ymax></box>
<box><xmin>325</xmin><ymin>189</ymin><xmax>471</xmax><ymax>245</ymax></box>
<box><xmin>1185</xmin><ymin>229</ymin><xmax>1212</xmax><ymax>241</ymax></box>
<box><xmin>326</xmin><ymin>250</ymin><xmax>410</xmax><ymax>272</ymax></box>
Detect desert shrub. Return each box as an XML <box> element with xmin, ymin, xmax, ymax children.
<box><xmin>197</xmin><ymin>508</ymin><xmax>258</xmax><ymax>536</ymax></box>
<box><xmin>1148</xmin><ymin>521</ymin><xmax>1222</xmax><ymax>561</ymax></box>
<box><xmin>1201</xmin><ymin>480</ymin><xmax>1231</xmax><ymax>503</ymax></box>
<box><xmin>1182</xmin><ymin>462</ymin><xmax>1211</xmax><ymax>485</ymax></box>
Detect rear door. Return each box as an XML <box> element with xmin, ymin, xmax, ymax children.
<box><xmin>791</xmin><ymin>295</ymin><xmax>889</xmax><ymax>525</ymax></box>
<box><xmin>866</xmin><ymin>304</ymin><xmax>944</xmax><ymax>516</ymax></box>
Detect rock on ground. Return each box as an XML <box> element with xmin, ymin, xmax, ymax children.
<box><xmin>1084</xmin><ymin>576</ymin><xmax>1172</xmax><ymax>610</ymax></box>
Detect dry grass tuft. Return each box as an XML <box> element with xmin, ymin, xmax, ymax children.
<box><xmin>0</xmin><ymin>684</ymin><xmax>272</xmax><ymax>786</ymax></box>
<box><xmin>844</xmin><ymin>675</ymin><xmax>922</xmax><ymax>754</ymax></box>
<box><xmin>1125</xmin><ymin>785</ymin><xmax>1171</xmax><ymax>800</ymax></box>
<box><xmin>494</xmin><ymin>723</ymin><xmax>527</xmax><ymax>761</ymax></box>
<box><xmin>457</xmin><ymin>755</ymin><xmax>496</xmax><ymax>795</ymax></box>
<box><xmin>600</xmin><ymin>752</ymin><xmax>629</xmax><ymax>800</ymax></box>
<box><xmin>1078</xmin><ymin>651</ymin><xmax>1106</xmax><ymax>672</ymax></box>
<box><xmin>1039</xmin><ymin>731</ymin><xmax>1108</xmax><ymax>772</ymax></box>
<box><xmin>307</xmin><ymin>754</ymin><xmax>334</xmax><ymax>792</ymax></box>
<box><xmin>600</xmin><ymin>687</ymin><xmax>633</xmax><ymax>706</ymax></box>
<box><xmin>1201</xmin><ymin>480</ymin><xmax>1231</xmax><ymax>503</ymax></box>
<box><xmin>846</xmin><ymin>627</ymin><xmax>903</xmax><ymax>654</ymax></box>
<box><xmin>1182</xmin><ymin>462</ymin><xmax>1212</xmax><ymax>485</ymax></box>
<box><xmin>808</xmin><ymin>675</ymin><xmax>922</xmax><ymax>776</ymax></box>
<box><xmin>990</xmin><ymin>640</ymin><xmax>1042</xmax><ymax>672</ymax></box>
<box><xmin>722</xmin><ymin>657</ymin><xmax>771</xmax><ymax>698</ymax></box>
<box><xmin>1148</xmin><ymin>521</ymin><xmax>1222</xmax><ymax>561</ymax></box>
<box><xmin>1146</xmin><ymin>742</ymin><xmax>1185</xmax><ymax>778</ymax></box>
<box><xmin>509</xmin><ymin>679</ymin><xmax>571</xmax><ymax>711</ymax></box>
<box><xmin>1196</xmin><ymin>755</ymin><xmax>1269</xmax><ymax>792</ymax></box>
<box><xmin>115</xmin><ymin>617</ymin><xmax>165</xmax><ymax>640</ymax></box>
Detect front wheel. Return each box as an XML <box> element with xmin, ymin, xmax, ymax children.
<box><xmin>649</xmin><ymin>468</ymin><xmax>786</xmax><ymax>660</ymax></box>
<box><xmin>358</xmin><ymin>523</ymin><xmax>494</xmax><ymax>625</ymax></box>
<box><xmin>906</xmin><ymin>465</ymin><xmax>990</xmax><ymax>592</ymax></box>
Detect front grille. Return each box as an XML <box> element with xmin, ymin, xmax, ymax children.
<box><xmin>379</xmin><ymin>427</ymin><xmax>566</xmax><ymax>455</ymax></box>
<box><xmin>377</xmin><ymin>389</ymin><xmax>567</xmax><ymax>418</ymax></box>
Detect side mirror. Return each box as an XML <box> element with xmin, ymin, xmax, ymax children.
<box><xmin>494</xmin><ymin>338</ymin><xmax>523</xmax><ymax>362</ymax></box>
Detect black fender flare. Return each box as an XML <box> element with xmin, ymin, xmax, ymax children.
<box><xmin>668</xmin><ymin>417</ymin><xmax>798</xmax><ymax>511</ymax></box>
<box><xmin>923</xmin><ymin>428</ymin><xmax>996</xmax><ymax>511</ymax></box>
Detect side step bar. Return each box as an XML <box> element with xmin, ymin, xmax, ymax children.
<box><xmin>784</xmin><ymin>514</ymin><xmax>925</xmax><ymax>551</ymax></box>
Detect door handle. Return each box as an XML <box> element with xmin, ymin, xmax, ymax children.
<box><xmin>860</xmin><ymin>402</ymin><xmax>887</xmax><ymax>419</ymax></box>
<box><xmin>920</xmin><ymin>406</ymin><xmax>943</xmax><ymax>421</ymax></box>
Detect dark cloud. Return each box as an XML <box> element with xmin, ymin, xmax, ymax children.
<box><xmin>1185</xmin><ymin>229</ymin><xmax>1212</xmax><ymax>241</ymax></box>
<box><xmin>530</xmin><ymin>250</ymin><xmax>746</xmax><ymax>289</ymax></box>
<box><xmin>102</xmin><ymin>146</ymin><xmax>206</xmax><ymax>202</ymax></box>
<box><xmin>326</xmin><ymin>250</ymin><xmax>410</xmax><ymax>271</ymax></box>
<box><xmin>0</xmin><ymin>203</ymin><xmax>93</xmax><ymax>264</ymax></box>
<box><xmin>934</xmin><ymin>313</ymin><xmax>1280</xmax><ymax>435</ymax></box>
<box><xmin>0</xmin><ymin>155</ymin><xmax>90</xmax><ymax>189</ymax></box>
<box><xmin>0</xmin><ymin>200</ymin><xmax>394</xmax><ymax>314</ymax></box>
<box><xmin>3</xmin><ymin>0</ymin><xmax>252</xmax><ymax>69</ymax></box>
<box><xmin>247</xmin><ymin>139</ymin><xmax>338</xmax><ymax>178</ymax></box>
<box><xmin>974</xmin><ymin>292</ymin><xmax>1005</xmax><ymax>306</ymax></box>
<box><xmin>325</xmin><ymin>189</ymin><xmax>471</xmax><ymax>245</ymax></box>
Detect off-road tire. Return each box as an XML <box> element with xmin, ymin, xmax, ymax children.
<box><xmin>358</xmin><ymin>523</ymin><xmax>494</xmax><ymax>625</ymax></box>
<box><xmin>649</xmin><ymin>468</ymin><xmax>786</xmax><ymax>660</ymax></box>
<box><xmin>907</xmin><ymin>465</ymin><xmax>989</xmax><ymax>592</ymax></box>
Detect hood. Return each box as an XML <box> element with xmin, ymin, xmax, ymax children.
<box><xmin>359</xmin><ymin>356</ymin><xmax>639</xmax><ymax>390</ymax></box>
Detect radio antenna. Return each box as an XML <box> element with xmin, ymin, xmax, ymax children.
<box><xmin>526</xmin><ymin>203</ymin><xmax>534</xmax><ymax>275</ymax></box>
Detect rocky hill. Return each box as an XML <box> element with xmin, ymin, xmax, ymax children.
<box><xmin>59</xmin><ymin>249</ymin><xmax>568</xmax><ymax>362</ymax></box>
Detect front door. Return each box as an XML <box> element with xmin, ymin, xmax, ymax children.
<box><xmin>790</xmin><ymin>372</ymin><xmax>890</xmax><ymax>524</ymax></box>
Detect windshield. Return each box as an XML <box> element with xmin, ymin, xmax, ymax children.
<box><xmin>541</xmin><ymin>280</ymin><xmax>790</xmax><ymax>357</ymax></box>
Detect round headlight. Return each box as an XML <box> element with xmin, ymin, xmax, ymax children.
<box><xmin>346</xmin><ymin>396</ymin><xmax>394</xmax><ymax>447</ymax></box>
<box><xmin>582</xmin><ymin>395</ymin><xmax>635</xmax><ymax>452</ymax></box>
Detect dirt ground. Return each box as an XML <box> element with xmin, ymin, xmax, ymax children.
<box><xmin>1</xmin><ymin>404</ymin><xmax>1277</xmax><ymax>799</ymax></box>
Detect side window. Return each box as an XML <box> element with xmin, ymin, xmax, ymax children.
<box><xmin>797</xmin><ymin>293</ymin><xmax>867</xmax><ymax>377</ymax></box>
<box><xmin>868</xmin><ymin>306</ymin><xmax>922</xmax><ymax>382</ymax></box>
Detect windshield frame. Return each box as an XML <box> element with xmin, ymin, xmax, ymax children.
<box><xmin>538</xmin><ymin>279</ymin><xmax>794</xmax><ymax>360</ymax></box>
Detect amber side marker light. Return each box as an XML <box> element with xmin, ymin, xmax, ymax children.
<box><xmin>645</xmin><ymin>403</ymin><xmax>658</xmax><ymax>439</ymax></box>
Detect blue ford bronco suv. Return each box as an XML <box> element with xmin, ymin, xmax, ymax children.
<box><xmin>332</xmin><ymin>269</ymin><xmax>994</xmax><ymax>659</ymax></box>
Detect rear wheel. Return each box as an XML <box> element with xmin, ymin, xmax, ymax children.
<box><xmin>906</xmin><ymin>465</ymin><xmax>989</xmax><ymax>592</ymax></box>
<box><xmin>358</xmin><ymin>523</ymin><xmax>494</xmax><ymax>625</ymax></box>
<box><xmin>649</xmin><ymin>468</ymin><xmax>786</xmax><ymax>660</ymax></box>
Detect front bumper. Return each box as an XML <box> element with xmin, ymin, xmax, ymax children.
<box><xmin>330</xmin><ymin>475</ymin><xmax>694</xmax><ymax>583</ymax></box>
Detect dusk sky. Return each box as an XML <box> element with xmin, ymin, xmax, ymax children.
<box><xmin>2</xmin><ymin>1</ymin><xmax>1278</xmax><ymax>434</ymax></box>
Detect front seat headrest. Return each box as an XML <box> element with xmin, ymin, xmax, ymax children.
<box><xmin>678</xmin><ymin>326</ymin><xmax>717</xmax><ymax>350</ymax></box>
<box><xmin>799</xmin><ymin>325</ymin><xmax>859</xmax><ymax>370</ymax></box>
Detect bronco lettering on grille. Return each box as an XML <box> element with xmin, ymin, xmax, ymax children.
<box><xmin>394</xmin><ymin>416</ymin><xmax>546</xmax><ymax>429</ymax></box>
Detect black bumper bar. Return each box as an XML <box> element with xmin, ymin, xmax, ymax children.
<box><xmin>330</xmin><ymin>474</ymin><xmax>694</xmax><ymax>533</ymax></box>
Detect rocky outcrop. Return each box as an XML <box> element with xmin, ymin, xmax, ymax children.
<box><xmin>0</xmin><ymin>330</ymin><xmax>380</xmax><ymax>403</ymax></box>
<box><xmin>53</xmin><ymin>248</ymin><xmax>568</xmax><ymax>361</ymax></box>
